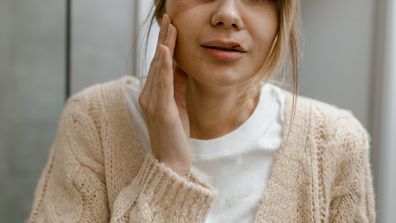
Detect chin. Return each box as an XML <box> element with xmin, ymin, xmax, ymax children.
<box><xmin>188</xmin><ymin>66</ymin><xmax>248</xmax><ymax>87</ymax></box>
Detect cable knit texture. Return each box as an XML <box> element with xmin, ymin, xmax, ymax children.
<box><xmin>27</xmin><ymin>75</ymin><xmax>375</xmax><ymax>223</ymax></box>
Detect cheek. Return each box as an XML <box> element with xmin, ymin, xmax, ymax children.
<box><xmin>249</xmin><ymin>4</ymin><xmax>279</xmax><ymax>39</ymax></box>
<box><xmin>166</xmin><ymin>1</ymin><xmax>201</xmax><ymax>20</ymax></box>
<box><xmin>166</xmin><ymin>3</ymin><xmax>203</xmax><ymax>61</ymax></box>
<box><xmin>166</xmin><ymin>2</ymin><xmax>197</xmax><ymax>44</ymax></box>
<box><xmin>251</xmin><ymin>16</ymin><xmax>278</xmax><ymax>54</ymax></box>
<box><xmin>168</xmin><ymin>17</ymin><xmax>196</xmax><ymax>71</ymax></box>
<box><xmin>171</xmin><ymin>16</ymin><xmax>195</xmax><ymax>55</ymax></box>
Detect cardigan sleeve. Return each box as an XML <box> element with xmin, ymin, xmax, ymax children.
<box><xmin>27</xmin><ymin>91</ymin><xmax>217</xmax><ymax>223</ymax></box>
<box><xmin>328</xmin><ymin>117</ymin><xmax>376</xmax><ymax>222</ymax></box>
<box><xmin>111</xmin><ymin>153</ymin><xmax>217</xmax><ymax>223</ymax></box>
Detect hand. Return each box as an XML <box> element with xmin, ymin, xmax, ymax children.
<box><xmin>138</xmin><ymin>13</ymin><xmax>191</xmax><ymax>177</ymax></box>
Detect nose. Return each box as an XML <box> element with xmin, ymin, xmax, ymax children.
<box><xmin>210</xmin><ymin>0</ymin><xmax>244</xmax><ymax>30</ymax></box>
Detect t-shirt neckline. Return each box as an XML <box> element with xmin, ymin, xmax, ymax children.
<box><xmin>189</xmin><ymin>83</ymin><xmax>278</xmax><ymax>158</ymax></box>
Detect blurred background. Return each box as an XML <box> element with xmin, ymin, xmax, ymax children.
<box><xmin>0</xmin><ymin>0</ymin><xmax>395</xmax><ymax>222</ymax></box>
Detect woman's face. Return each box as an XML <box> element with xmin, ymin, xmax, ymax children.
<box><xmin>165</xmin><ymin>0</ymin><xmax>279</xmax><ymax>89</ymax></box>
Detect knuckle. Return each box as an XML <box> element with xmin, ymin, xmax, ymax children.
<box><xmin>157</xmin><ymin>109</ymin><xmax>174</xmax><ymax>124</ymax></box>
<box><xmin>160</xmin><ymin>77</ymin><xmax>169</xmax><ymax>90</ymax></box>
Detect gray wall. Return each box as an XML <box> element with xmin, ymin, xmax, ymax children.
<box><xmin>300</xmin><ymin>0</ymin><xmax>375</xmax><ymax>128</ymax></box>
<box><xmin>0</xmin><ymin>1</ymin><xmax>65</xmax><ymax>222</ymax></box>
<box><xmin>383</xmin><ymin>1</ymin><xmax>396</xmax><ymax>218</ymax></box>
<box><xmin>71</xmin><ymin>0</ymin><xmax>136</xmax><ymax>94</ymax></box>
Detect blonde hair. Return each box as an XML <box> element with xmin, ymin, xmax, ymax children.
<box><xmin>137</xmin><ymin>0</ymin><xmax>302</xmax><ymax>136</ymax></box>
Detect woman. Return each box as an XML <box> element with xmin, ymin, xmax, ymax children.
<box><xmin>28</xmin><ymin>0</ymin><xmax>376</xmax><ymax>222</ymax></box>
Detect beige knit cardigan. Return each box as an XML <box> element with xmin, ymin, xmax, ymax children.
<box><xmin>27</xmin><ymin>75</ymin><xmax>375</xmax><ymax>223</ymax></box>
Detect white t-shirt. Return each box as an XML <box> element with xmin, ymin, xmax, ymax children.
<box><xmin>123</xmin><ymin>77</ymin><xmax>285</xmax><ymax>223</ymax></box>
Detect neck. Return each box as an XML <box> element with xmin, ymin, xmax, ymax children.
<box><xmin>186</xmin><ymin>77</ymin><xmax>260</xmax><ymax>140</ymax></box>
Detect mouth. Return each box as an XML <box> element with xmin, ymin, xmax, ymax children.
<box><xmin>200</xmin><ymin>40</ymin><xmax>248</xmax><ymax>53</ymax></box>
<box><xmin>200</xmin><ymin>39</ymin><xmax>247</xmax><ymax>61</ymax></box>
<box><xmin>201</xmin><ymin>45</ymin><xmax>246</xmax><ymax>53</ymax></box>
<box><xmin>200</xmin><ymin>46</ymin><xmax>247</xmax><ymax>62</ymax></box>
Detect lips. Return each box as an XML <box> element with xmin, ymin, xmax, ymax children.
<box><xmin>200</xmin><ymin>39</ymin><xmax>247</xmax><ymax>62</ymax></box>
<box><xmin>200</xmin><ymin>39</ymin><xmax>247</xmax><ymax>53</ymax></box>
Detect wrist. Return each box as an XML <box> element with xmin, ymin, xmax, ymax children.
<box><xmin>161</xmin><ymin>160</ymin><xmax>191</xmax><ymax>178</ymax></box>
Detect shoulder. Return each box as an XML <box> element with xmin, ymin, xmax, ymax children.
<box><xmin>56</xmin><ymin>75</ymin><xmax>137</xmax><ymax>156</ymax></box>
<box><xmin>281</xmin><ymin>90</ymin><xmax>370</xmax><ymax>156</ymax></box>
<box><xmin>311</xmin><ymin>94</ymin><xmax>368</xmax><ymax>143</ymax></box>
<box><xmin>66</xmin><ymin>75</ymin><xmax>136</xmax><ymax>104</ymax></box>
<box><xmin>289</xmin><ymin>93</ymin><xmax>371</xmax><ymax>178</ymax></box>
<box><xmin>64</xmin><ymin>75</ymin><xmax>136</xmax><ymax>114</ymax></box>
<box><xmin>303</xmin><ymin>95</ymin><xmax>369</xmax><ymax>150</ymax></box>
<box><xmin>56</xmin><ymin>75</ymin><xmax>137</xmax><ymax>144</ymax></box>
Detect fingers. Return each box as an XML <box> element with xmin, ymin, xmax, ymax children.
<box><xmin>140</xmin><ymin>13</ymin><xmax>177</xmax><ymax>114</ymax></box>
<box><xmin>161</xmin><ymin>23</ymin><xmax>177</xmax><ymax>102</ymax></box>
<box><xmin>159</xmin><ymin>44</ymin><xmax>174</xmax><ymax>102</ymax></box>
<box><xmin>141</xmin><ymin>14</ymin><xmax>170</xmax><ymax>102</ymax></box>
<box><xmin>163</xmin><ymin>23</ymin><xmax>177</xmax><ymax>58</ymax></box>
<box><xmin>154</xmin><ymin>14</ymin><xmax>177</xmax><ymax>62</ymax></box>
<box><xmin>144</xmin><ymin>14</ymin><xmax>175</xmax><ymax>94</ymax></box>
<box><xmin>154</xmin><ymin>14</ymin><xmax>170</xmax><ymax>62</ymax></box>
